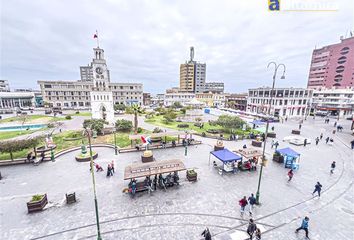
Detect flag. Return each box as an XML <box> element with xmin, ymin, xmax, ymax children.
<box><xmin>93</xmin><ymin>33</ymin><xmax>98</xmax><ymax>38</ymax></box>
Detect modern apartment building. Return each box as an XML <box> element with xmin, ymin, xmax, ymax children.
<box><xmin>0</xmin><ymin>80</ymin><xmax>10</xmax><ymax>92</ymax></box>
<box><xmin>247</xmin><ymin>87</ymin><xmax>313</xmax><ymax>117</ymax></box>
<box><xmin>179</xmin><ymin>47</ymin><xmax>206</xmax><ymax>93</ymax></box>
<box><xmin>204</xmin><ymin>82</ymin><xmax>224</xmax><ymax>93</ymax></box>
<box><xmin>38</xmin><ymin>47</ymin><xmax>143</xmax><ymax>109</ymax></box>
<box><xmin>311</xmin><ymin>87</ymin><xmax>353</xmax><ymax>118</ymax></box>
<box><xmin>307</xmin><ymin>36</ymin><xmax>354</xmax><ymax>89</ymax></box>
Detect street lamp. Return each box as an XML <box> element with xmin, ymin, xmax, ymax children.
<box><xmin>84</xmin><ymin>128</ymin><xmax>102</xmax><ymax>240</ymax></box>
<box><xmin>255</xmin><ymin>61</ymin><xmax>286</xmax><ymax>205</ymax></box>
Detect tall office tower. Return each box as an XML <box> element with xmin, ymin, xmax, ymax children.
<box><xmin>307</xmin><ymin>36</ymin><xmax>354</xmax><ymax>89</ymax></box>
<box><xmin>179</xmin><ymin>47</ymin><xmax>206</xmax><ymax>93</ymax></box>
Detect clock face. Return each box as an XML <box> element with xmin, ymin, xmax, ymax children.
<box><xmin>95</xmin><ymin>67</ymin><xmax>103</xmax><ymax>74</ymax></box>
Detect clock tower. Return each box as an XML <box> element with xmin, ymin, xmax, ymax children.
<box><xmin>90</xmin><ymin>47</ymin><xmax>114</xmax><ymax>124</ymax></box>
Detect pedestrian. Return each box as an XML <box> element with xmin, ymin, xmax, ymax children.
<box><xmin>295</xmin><ymin>216</ymin><xmax>310</xmax><ymax>239</ymax></box>
<box><xmin>271</xmin><ymin>126</ymin><xmax>274</xmax><ymax>131</ymax></box>
<box><xmin>271</xmin><ymin>139</ymin><xmax>274</xmax><ymax>149</ymax></box>
<box><xmin>303</xmin><ymin>138</ymin><xmax>307</xmax><ymax>147</ymax></box>
<box><xmin>287</xmin><ymin>169</ymin><xmax>294</xmax><ymax>182</ymax></box>
<box><xmin>330</xmin><ymin>161</ymin><xmax>336</xmax><ymax>174</ymax></box>
<box><xmin>285</xmin><ymin>116</ymin><xmax>288</xmax><ymax>122</ymax></box>
<box><xmin>315</xmin><ymin>137</ymin><xmax>319</xmax><ymax>145</ymax></box>
<box><xmin>243</xmin><ymin>144</ymin><xmax>247</xmax><ymax>149</ymax></box>
<box><xmin>106</xmin><ymin>164</ymin><xmax>112</xmax><ymax>177</ymax></box>
<box><xmin>255</xmin><ymin>228</ymin><xmax>261</xmax><ymax>240</ymax></box>
<box><xmin>274</xmin><ymin>141</ymin><xmax>279</xmax><ymax>150</ymax></box>
<box><xmin>351</xmin><ymin>139</ymin><xmax>354</xmax><ymax>149</ymax></box>
<box><xmin>325</xmin><ymin>137</ymin><xmax>330</xmax><ymax>144</ymax></box>
<box><xmin>299</xmin><ymin>124</ymin><xmax>302</xmax><ymax>130</ymax></box>
<box><xmin>334</xmin><ymin>121</ymin><xmax>337</xmax><ymax>127</ymax></box>
<box><xmin>248</xmin><ymin>194</ymin><xmax>256</xmax><ymax>216</ymax></box>
<box><xmin>95</xmin><ymin>163</ymin><xmax>103</xmax><ymax>172</ymax></box>
<box><xmin>201</xmin><ymin>227</ymin><xmax>211</xmax><ymax>240</ymax></box>
<box><xmin>153</xmin><ymin>175</ymin><xmax>157</xmax><ymax>191</ymax></box>
<box><xmin>320</xmin><ymin>133</ymin><xmax>323</xmax><ymax>140</ymax></box>
<box><xmin>247</xmin><ymin>219</ymin><xmax>257</xmax><ymax>240</ymax></box>
<box><xmin>312</xmin><ymin>182</ymin><xmax>322</xmax><ymax>197</ymax></box>
<box><xmin>239</xmin><ymin>196</ymin><xmax>248</xmax><ymax>217</ymax></box>
<box><xmin>332</xmin><ymin>129</ymin><xmax>336</xmax><ymax>135</ymax></box>
<box><xmin>111</xmin><ymin>160</ymin><xmax>115</xmax><ymax>173</ymax></box>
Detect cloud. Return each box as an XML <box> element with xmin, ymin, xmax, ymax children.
<box><xmin>1</xmin><ymin>0</ymin><xmax>353</xmax><ymax>93</ymax></box>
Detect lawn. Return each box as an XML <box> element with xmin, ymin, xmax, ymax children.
<box><xmin>145</xmin><ymin>115</ymin><xmax>258</xmax><ymax>138</ymax></box>
<box><xmin>69</xmin><ymin>112</ymin><xmax>92</xmax><ymax>117</ymax></box>
<box><xmin>0</xmin><ymin>115</ymin><xmax>66</xmax><ymax>124</ymax></box>
<box><xmin>0</xmin><ymin>130</ymin><xmax>38</xmax><ymax>140</ymax></box>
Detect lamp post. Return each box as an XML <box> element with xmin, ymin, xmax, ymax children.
<box><xmin>85</xmin><ymin>128</ymin><xmax>102</xmax><ymax>240</ymax></box>
<box><xmin>113</xmin><ymin>128</ymin><xmax>118</xmax><ymax>155</ymax></box>
<box><xmin>255</xmin><ymin>62</ymin><xmax>286</xmax><ymax>205</ymax></box>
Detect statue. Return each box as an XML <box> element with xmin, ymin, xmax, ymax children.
<box><xmin>81</xmin><ymin>140</ymin><xmax>87</xmax><ymax>154</ymax></box>
<box><xmin>190</xmin><ymin>46</ymin><xmax>194</xmax><ymax>62</ymax></box>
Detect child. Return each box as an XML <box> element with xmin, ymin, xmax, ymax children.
<box><xmin>255</xmin><ymin>228</ymin><xmax>261</xmax><ymax>240</ymax></box>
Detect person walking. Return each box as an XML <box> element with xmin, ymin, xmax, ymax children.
<box><xmin>325</xmin><ymin>137</ymin><xmax>330</xmax><ymax>144</ymax></box>
<box><xmin>351</xmin><ymin>139</ymin><xmax>354</xmax><ymax>149</ymax></box>
<box><xmin>315</xmin><ymin>137</ymin><xmax>319</xmax><ymax>145</ymax></box>
<box><xmin>295</xmin><ymin>216</ymin><xmax>310</xmax><ymax>239</ymax></box>
<box><xmin>271</xmin><ymin>126</ymin><xmax>274</xmax><ymax>131</ymax></box>
<box><xmin>110</xmin><ymin>160</ymin><xmax>115</xmax><ymax>173</ymax></box>
<box><xmin>106</xmin><ymin>164</ymin><xmax>112</xmax><ymax>177</ymax></box>
<box><xmin>271</xmin><ymin>139</ymin><xmax>274</xmax><ymax>149</ymax></box>
<box><xmin>299</xmin><ymin>124</ymin><xmax>302</xmax><ymax>130</ymax></box>
<box><xmin>274</xmin><ymin>141</ymin><xmax>279</xmax><ymax>150</ymax></box>
<box><xmin>248</xmin><ymin>193</ymin><xmax>256</xmax><ymax>216</ymax></box>
<box><xmin>201</xmin><ymin>228</ymin><xmax>211</xmax><ymax>240</ymax></box>
<box><xmin>255</xmin><ymin>228</ymin><xmax>261</xmax><ymax>240</ymax></box>
<box><xmin>247</xmin><ymin>219</ymin><xmax>257</xmax><ymax>240</ymax></box>
<box><xmin>287</xmin><ymin>169</ymin><xmax>294</xmax><ymax>182</ymax></box>
<box><xmin>303</xmin><ymin>138</ymin><xmax>307</xmax><ymax>147</ymax></box>
<box><xmin>320</xmin><ymin>133</ymin><xmax>323</xmax><ymax>140</ymax></box>
<box><xmin>330</xmin><ymin>161</ymin><xmax>336</xmax><ymax>174</ymax></box>
<box><xmin>312</xmin><ymin>182</ymin><xmax>323</xmax><ymax>197</ymax></box>
<box><xmin>334</xmin><ymin>121</ymin><xmax>337</xmax><ymax>127</ymax></box>
<box><xmin>239</xmin><ymin>196</ymin><xmax>248</xmax><ymax>217</ymax></box>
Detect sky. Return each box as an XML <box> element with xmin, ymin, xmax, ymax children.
<box><xmin>1</xmin><ymin>0</ymin><xmax>353</xmax><ymax>94</ymax></box>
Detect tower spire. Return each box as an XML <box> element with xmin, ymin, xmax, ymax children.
<box><xmin>94</xmin><ymin>30</ymin><xmax>100</xmax><ymax>48</ymax></box>
<box><xmin>190</xmin><ymin>46</ymin><xmax>194</xmax><ymax>62</ymax></box>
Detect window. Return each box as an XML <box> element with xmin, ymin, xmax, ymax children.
<box><xmin>337</xmin><ymin>56</ymin><xmax>347</xmax><ymax>64</ymax></box>
<box><xmin>44</xmin><ymin>84</ymin><xmax>52</xmax><ymax>88</ymax></box>
<box><xmin>336</xmin><ymin>65</ymin><xmax>345</xmax><ymax>73</ymax></box>
<box><xmin>340</xmin><ymin>47</ymin><xmax>350</xmax><ymax>55</ymax></box>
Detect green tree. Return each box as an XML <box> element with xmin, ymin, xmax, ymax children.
<box><xmin>131</xmin><ymin>104</ymin><xmax>143</xmax><ymax>134</ymax></box>
<box><xmin>172</xmin><ymin>101</ymin><xmax>183</xmax><ymax>109</ymax></box>
<box><xmin>114</xmin><ymin>103</ymin><xmax>126</xmax><ymax>111</ymax></box>
<box><xmin>163</xmin><ymin>110</ymin><xmax>177</xmax><ymax>123</ymax></box>
<box><xmin>216</xmin><ymin>115</ymin><xmax>244</xmax><ymax>130</ymax></box>
<box><xmin>0</xmin><ymin>137</ymin><xmax>43</xmax><ymax>160</ymax></box>
<box><xmin>115</xmin><ymin>119</ymin><xmax>133</xmax><ymax>132</ymax></box>
<box><xmin>83</xmin><ymin>119</ymin><xmax>107</xmax><ymax>135</ymax></box>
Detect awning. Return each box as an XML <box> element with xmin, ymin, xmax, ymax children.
<box><xmin>124</xmin><ymin>159</ymin><xmax>186</xmax><ymax>180</ymax></box>
<box><xmin>210</xmin><ymin>149</ymin><xmax>242</xmax><ymax>163</ymax></box>
<box><xmin>276</xmin><ymin>147</ymin><xmax>300</xmax><ymax>157</ymax></box>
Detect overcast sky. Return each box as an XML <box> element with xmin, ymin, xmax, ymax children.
<box><xmin>1</xmin><ymin>0</ymin><xmax>353</xmax><ymax>94</ymax></box>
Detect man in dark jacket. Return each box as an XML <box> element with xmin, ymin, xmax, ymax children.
<box><xmin>201</xmin><ymin>228</ymin><xmax>211</xmax><ymax>240</ymax></box>
<box><xmin>312</xmin><ymin>182</ymin><xmax>323</xmax><ymax>197</ymax></box>
<box><xmin>248</xmin><ymin>193</ymin><xmax>256</xmax><ymax>216</ymax></box>
<box><xmin>247</xmin><ymin>219</ymin><xmax>257</xmax><ymax>240</ymax></box>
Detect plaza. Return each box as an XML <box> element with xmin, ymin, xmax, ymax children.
<box><xmin>0</xmin><ymin>116</ymin><xmax>353</xmax><ymax>240</ymax></box>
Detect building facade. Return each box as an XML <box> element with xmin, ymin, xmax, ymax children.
<box><xmin>38</xmin><ymin>47</ymin><xmax>143</xmax><ymax>110</ymax></box>
<box><xmin>226</xmin><ymin>93</ymin><xmax>248</xmax><ymax>111</ymax></box>
<box><xmin>307</xmin><ymin>36</ymin><xmax>354</xmax><ymax>89</ymax></box>
<box><xmin>0</xmin><ymin>92</ymin><xmax>36</xmax><ymax>109</ymax></box>
<box><xmin>179</xmin><ymin>47</ymin><xmax>206</xmax><ymax>93</ymax></box>
<box><xmin>164</xmin><ymin>92</ymin><xmax>195</xmax><ymax>106</ymax></box>
<box><xmin>247</xmin><ymin>87</ymin><xmax>313</xmax><ymax>117</ymax></box>
<box><xmin>0</xmin><ymin>80</ymin><xmax>10</xmax><ymax>92</ymax></box>
<box><xmin>204</xmin><ymin>82</ymin><xmax>224</xmax><ymax>93</ymax></box>
<box><xmin>311</xmin><ymin>87</ymin><xmax>353</xmax><ymax>118</ymax></box>
<box><xmin>143</xmin><ymin>93</ymin><xmax>152</xmax><ymax>106</ymax></box>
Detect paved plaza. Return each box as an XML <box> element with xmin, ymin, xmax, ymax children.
<box><xmin>0</xmin><ymin>117</ymin><xmax>353</xmax><ymax>240</ymax></box>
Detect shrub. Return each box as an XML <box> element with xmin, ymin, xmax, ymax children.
<box><xmin>83</xmin><ymin>119</ymin><xmax>107</xmax><ymax>135</ymax></box>
<box><xmin>163</xmin><ymin>111</ymin><xmax>177</xmax><ymax>123</ymax></box>
<box><xmin>115</xmin><ymin>119</ymin><xmax>133</xmax><ymax>132</ymax></box>
<box><xmin>30</xmin><ymin>194</ymin><xmax>44</xmax><ymax>202</ymax></box>
<box><xmin>137</xmin><ymin>127</ymin><xmax>143</xmax><ymax>133</ymax></box>
<box><xmin>177</xmin><ymin>124</ymin><xmax>189</xmax><ymax>128</ymax></box>
<box><xmin>153</xmin><ymin>127</ymin><xmax>163</xmax><ymax>133</ymax></box>
<box><xmin>65</xmin><ymin>115</ymin><xmax>72</xmax><ymax>120</ymax></box>
<box><xmin>206</xmin><ymin>129</ymin><xmax>223</xmax><ymax>134</ymax></box>
<box><xmin>47</xmin><ymin>123</ymin><xmax>55</xmax><ymax>128</ymax></box>
<box><xmin>75</xmin><ymin>111</ymin><xmax>80</xmax><ymax>114</ymax></box>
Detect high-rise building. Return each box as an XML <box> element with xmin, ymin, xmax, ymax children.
<box><xmin>204</xmin><ymin>82</ymin><xmax>224</xmax><ymax>93</ymax></box>
<box><xmin>179</xmin><ymin>47</ymin><xmax>206</xmax><ymax>93</ymax></box>
<box><xmin>307</xmin><ymin>36</ymin><xmax>354</xmax><ymax>89</ymax></box>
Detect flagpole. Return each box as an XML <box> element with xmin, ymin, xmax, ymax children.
<box><xmin>96</xmin><ymin>30</ymin><xmax>100</xmax><ymax>48</ymax></box>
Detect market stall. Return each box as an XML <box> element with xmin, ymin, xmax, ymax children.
<box><xmin>209</xmin><ymin>149</ymin><xmax>242</xmax><ymax>173</ymax></box>
<box><xmin>276</xmin><ymin>147</ymin><xmax>301</xmax><ymax>170</ymax></box>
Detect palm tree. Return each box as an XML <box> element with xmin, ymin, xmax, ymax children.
<box><xmin>131</xmin><ymin>104</ymin><xmax>143</xmax><ymax>133</ymax></box>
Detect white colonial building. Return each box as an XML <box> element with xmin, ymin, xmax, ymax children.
<box><xmin>164</xmin><ymin>92</ymin><xmax>195</xmax><ymax>106</ymax></box>
<box><xmin>247</xmin><ymin>87</ymin><xmax>313</xmax><ymax>117</ymax></box>
<box><xmin>311</xmin><ymin>87</ymin><xmax>354</xmax><ymax>118</ymax></box>
<box><xmin>38</xmin><ymin>47</ymin><xmax>143</xmax><ymax>116</ymax></box>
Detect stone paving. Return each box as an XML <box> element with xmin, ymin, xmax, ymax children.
<box><xmin>0</xmin><ymin>117</ymin><xmax>353</xmax><ymax>240</ymax></box>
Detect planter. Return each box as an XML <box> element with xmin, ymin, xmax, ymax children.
<box><xmin>273</xmin><ymin>155</ymin><xmax>284</xmax><ymax>163</ymax></box>
<box><xmin>66</xmin><ymin>192</ymin><xmax>76</xmax><ymax>204</ymax></box>
<box><xmin>214</xmin><ymin>145</ymin><xmax>224</xmax><ymax>151</ymax></box>
<box><xmin>291</xmin><ymin>130</ymin><xmax>301</xmax><ymax>135</ymax></box>
<box><xmin>75</xmin><ymin>152</ymin><xmax>98</xmax><ymax>162</ymax></box>
<box><xmin>27</xmin><ymin>194</ymin><xmax>48</xmax><ymax>213</ymax></box>
<box><xmin>267</xmin><ymin>132</ymin><xmax>276</xmax><ymax>138</ymax></box>
<box><xmin>252</xmin><ymin>140</ymin><xmax>262</xmax><ymax>147</ymax></box>
<box><xmin>186</xmin><ymin>169</ymin><xmax>197</xmax><ymax>182</ymax></box>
